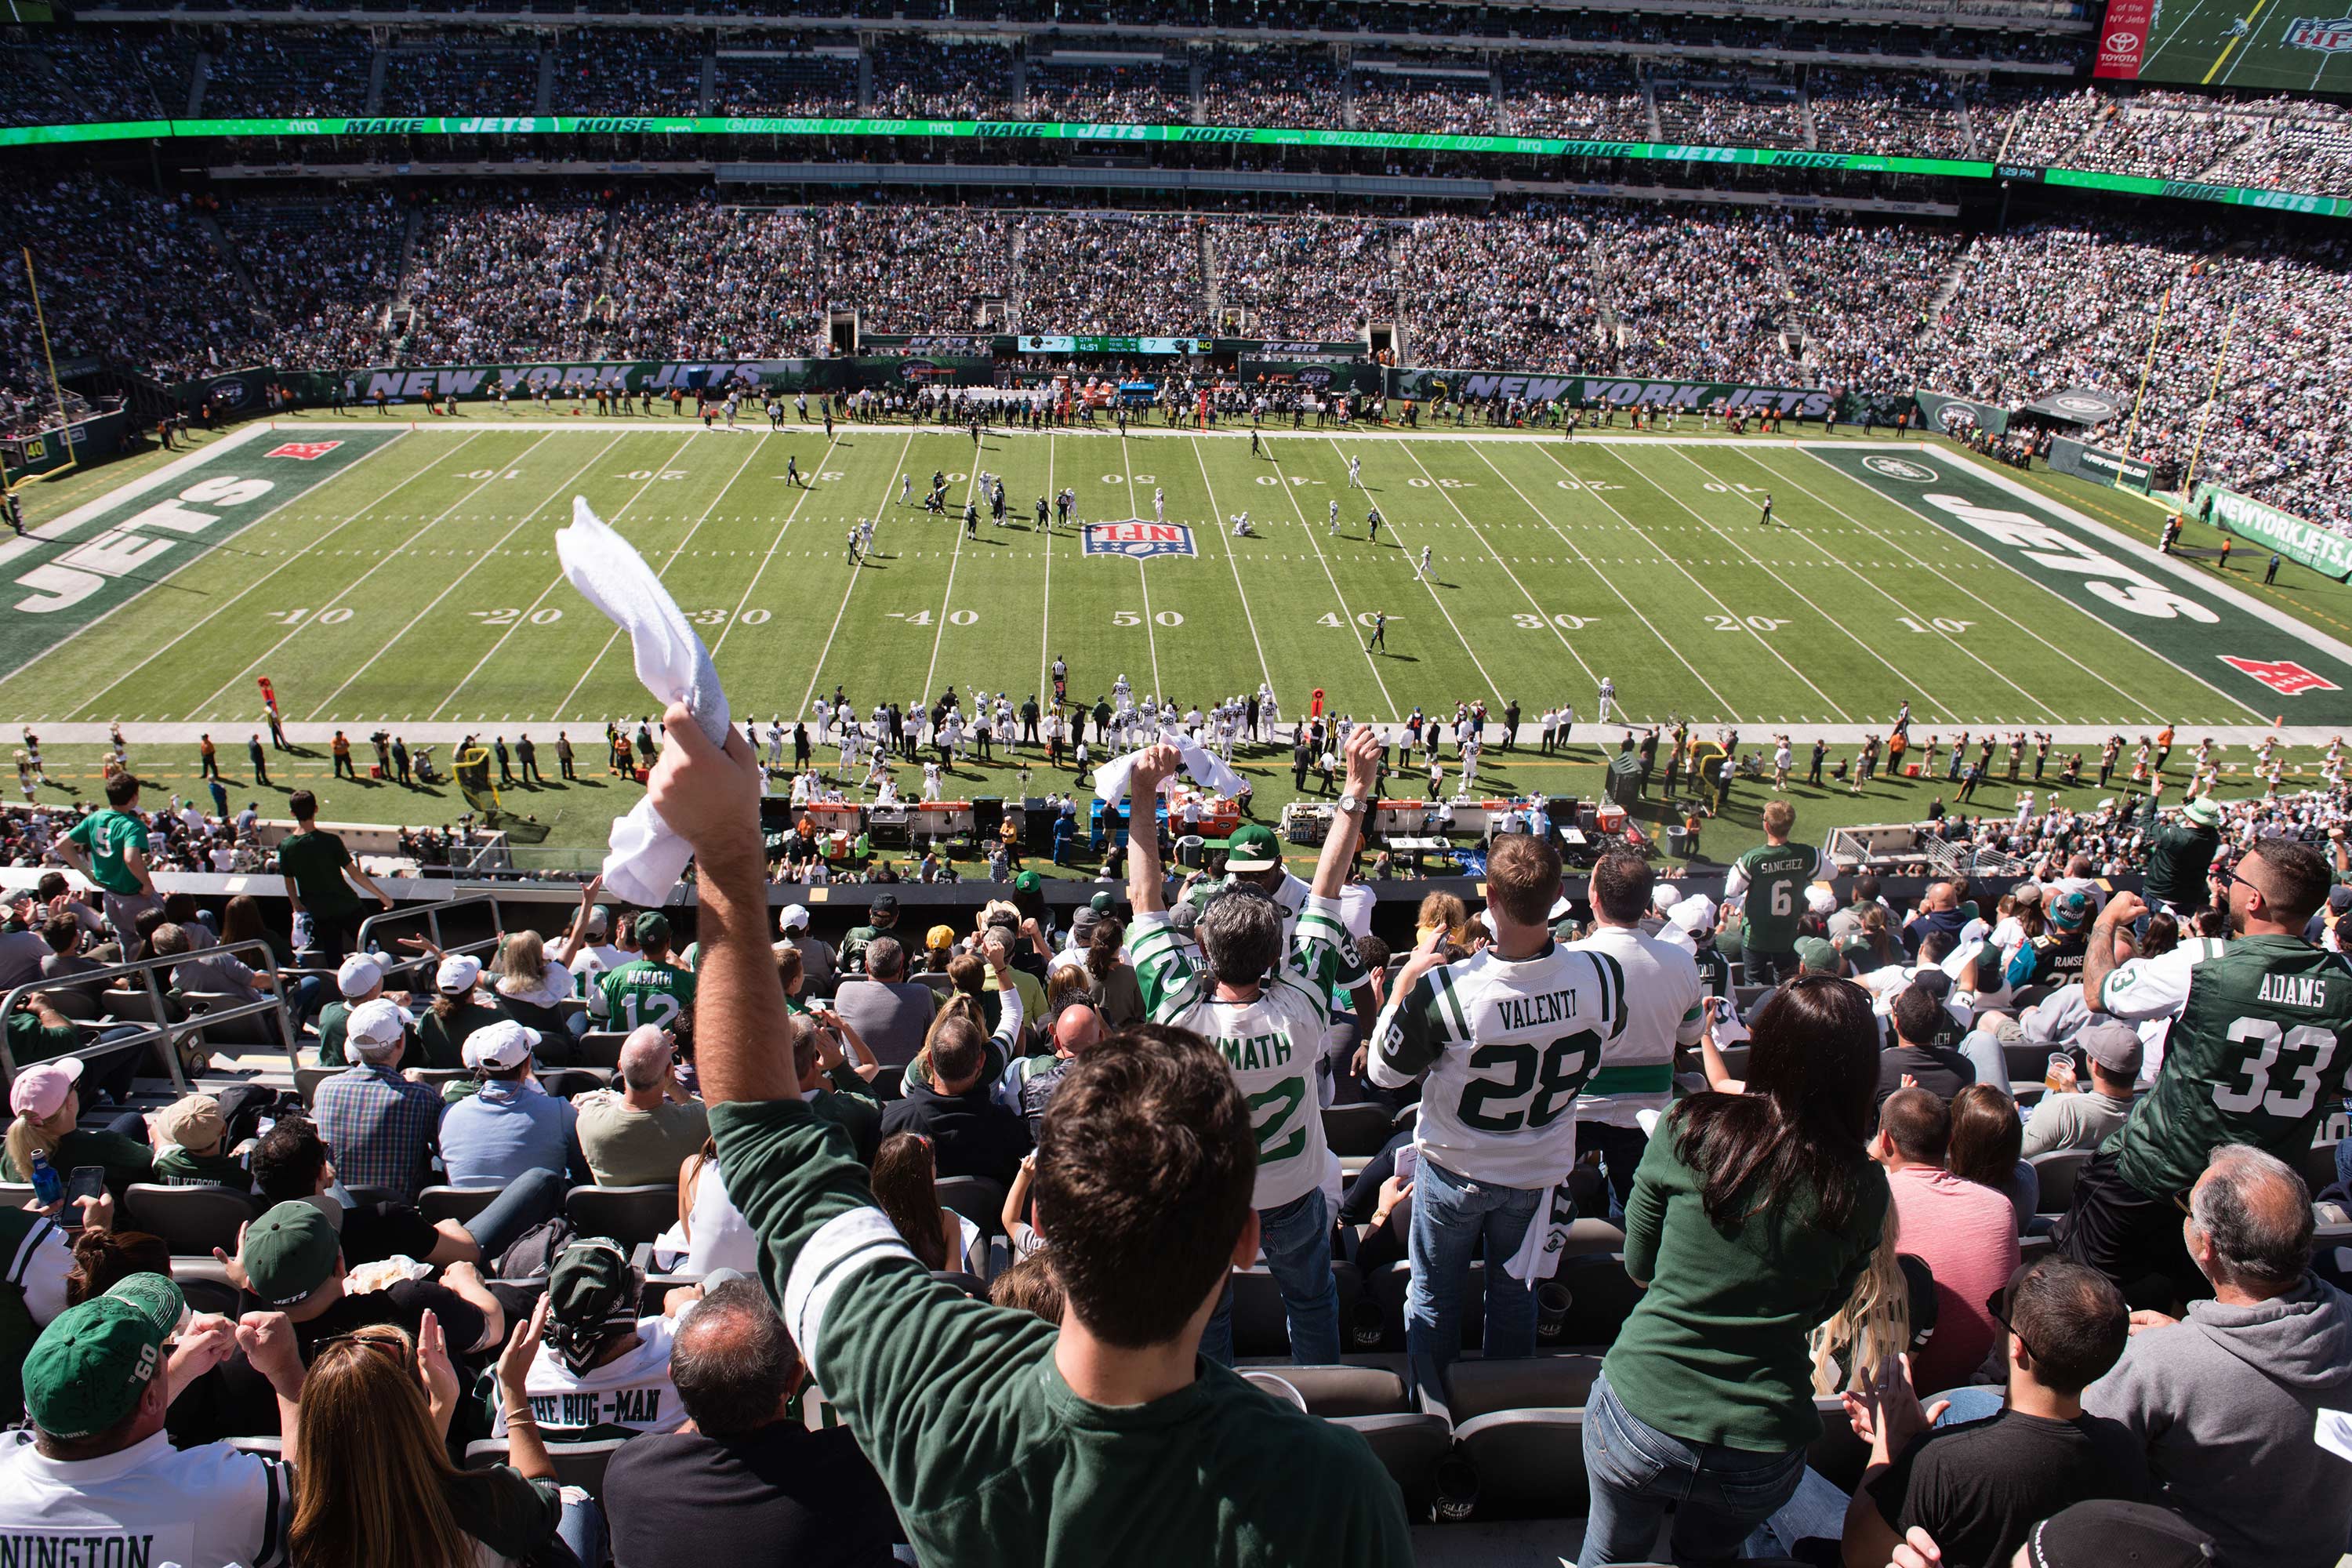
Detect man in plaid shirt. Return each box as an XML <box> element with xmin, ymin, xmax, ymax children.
<box><xmin>312</xmin><ymin>996</ymin><xmax>444</xmax><ymax>1200</ymax></box>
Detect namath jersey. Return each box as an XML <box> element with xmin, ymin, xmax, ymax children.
<box><xmin>1566</xmin><ymin>924</ymin><xmax>1704</xmax><ymax>1129</ymax></box>
<box><xmin>1131</xmin><ymin>892</ymin><xmax>1353</xmax><ymax>1209</ymax></box>
<box><xmin>2096</xmin><ymin>932</ymin><xmax>2352</xmax><ymax>1199</ymax></box>
<box><xmin>0</xmin><ymin>1428</ymin><xmax>292</xmax><ymax>1568</ymax></box>
<box><xmin>595</xmin><ymin>956</ymin><xmax>697</xmax><ymax>1031</ymax></box>
<box><xmin>490</xmin><ymin>1313</ymin><xmax>688</xmax><ymax>1441</ymax></box>
<box><xmin>1369</xmin><ymin>940</ymin><xmax>1628</xmax><ymax>1190</ymax></box>
<box><xmin>1726</xmin><ymin>840</ymin><xmax>1820</xmax><ymax>954</ymax></box>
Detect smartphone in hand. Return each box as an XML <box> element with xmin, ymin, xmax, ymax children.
<box><xmin>62</xmin><ymin>1166</ymin><xmax>105</xmax><ymax>1229</ymax></box>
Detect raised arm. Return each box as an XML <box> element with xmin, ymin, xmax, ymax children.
<box><xmin>1123</xmin><ymin>742</ymin><xmax>1181</xmax><ymax>916</ymax></box>
<box><xmin>1312</xmin><ymin>727</ymin><xmax>1381</xmax><ymax>900</ymax></box>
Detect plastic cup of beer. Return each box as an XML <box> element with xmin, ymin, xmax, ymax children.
<box><xmin>2045</xmin><ymin>1052</ymin><xmax>2074</xmax><ymax>1092</ymax></box>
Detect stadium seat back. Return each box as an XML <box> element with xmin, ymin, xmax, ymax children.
<box><xmin>564</xmin><ymin>1183</ymin><xmax>680</xmax><ymax>1249</ymax></box>
<box><xmin>1331</xmin><ymin>1413</ymin><xmax>1454</xmax><ymax>1517</ymax></box>
<box><xmin>121</xmin><ymin>1183</ymin><xmax>260</xmax><ymax>1257</ymax></box>
<box><xmin>1450</xmin><ymin>1408</ymin><xmax>1587</xmax><ymax>1519</ymax></box>
<box><xmin>933</xmin><ymin>1174</ymin><xmax>1007</xmax><ymax>1240</ymax></box>
<box><xmin>2027</xmin><ymin>1148</ymin><xmax>2092</xmax><ymax>1214</ymax></box>
<box><xmin>1320</xmin><ymin>1102</ymin><xmax>1396</xmax><ymax>1157</ymax></box>
<box><xmin>1443</xmin><ymin>1353</ymin><xmax>1603</xmax><ymax>1427</ymax></box>
<box><xmin>418</xmin><ymin>1185</ymin><xmax>503</xmax><ymax>1225</ymax></box>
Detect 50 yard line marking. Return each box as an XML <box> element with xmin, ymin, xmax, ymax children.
<box><xmin>180</xmin><ymin>430</ymin><xmax>562</xmax><ymax>722</ymax></box>
<box><xmin>55</xmin><ymin>430</ymin><xmax>450</xmax><ymax>720</ymax></box>
<box><xmin>309</xmin><ymin>432</ymin><xmax>626</xmax><ymax>720</ymax></box>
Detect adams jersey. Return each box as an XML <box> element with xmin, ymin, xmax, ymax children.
<box><xmin>1565</xmin><ymin>925</ymin><xmax>1704</xmax><ymax>1129</ymax></box>
<box><xmin>1727</xmin><ymin>841</ymin><xmax>1820</xmax><ymax>954</ymax></box>
<box><xmin>1131</xmin><ymin>892</ymin><xmax>1355</xmax><ymax>1208</ymax></box>
<box><xmin>1369</xmin><ymin>941</ymin><xmax>1628</xmax><ymax>1189</ymax></box>
<box><xmin>2096</xmin><ymin>932</ymin><xmax>2352</xmax><ymax>1199</ymax></box>
<box><xmin>595</xmin><ymin>956</ymin><xmax>697</xmax><ymax>1032</ymax></box>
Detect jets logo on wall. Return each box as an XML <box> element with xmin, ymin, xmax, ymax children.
<box><xmin>1083</xmin><ymin>521</ymin><xmax>1198</xmax><ymax>559</ymax></box>
<box><xmin>2220</xmin><ymin>656</ymin><xmax>2342</xmax><ymax>697</ymax></box>
<box><xmin>2288</xmin><ymin>16</ymin><xmax>2352</xmax><ymax>51</ymax></box>
<box><xmin>208</xmin><ymin>379</ymin><xmax>250</xmax><ymax>408</ymax></box>
<box><xmin>1863</xmin><ymin>456</ymin><xmax>1938</xmax><ymax>482</ymax></box>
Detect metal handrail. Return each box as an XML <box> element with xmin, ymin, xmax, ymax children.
<box><xmin>0</xmin><ymin>938</ymin><xmax>300</xmax><ymax>1088</ymax></box>
<box><xmin>355</xmin><ymin>891</ymin><xmax>506</xmax><ymax>964</ymax></box>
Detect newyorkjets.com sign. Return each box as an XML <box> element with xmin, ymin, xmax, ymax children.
<box><xmin>1389</xmin><ymin>368</ymin><xmax>1838</xmax><ymax>419</ymax></box>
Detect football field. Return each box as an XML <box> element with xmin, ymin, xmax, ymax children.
<box><xmin>2131</xmin><ymin>0</ymin><xmax>2352</xmax><ymax>94</ymax></box>
<box><xmin>6</xmin><ymin>416</ymin><xmax>2351</xmax><ymax>746</ymax></box>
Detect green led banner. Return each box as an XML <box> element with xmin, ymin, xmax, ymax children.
<box><xmin>1</xmin><ymin>113</ymin><xmax>2343</xmax><ymax>217</ymax></box>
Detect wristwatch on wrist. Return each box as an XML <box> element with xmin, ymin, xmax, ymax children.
<box><xmin>1338</xmin><ymin>793</ymin><xmax>1368</xmax><ymax>815</ymax></box>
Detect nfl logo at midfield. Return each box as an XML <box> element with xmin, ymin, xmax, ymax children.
<box><xmin>2288</xmin><ymin>16</ymin><xmax>2352</xmax><ymax>51</ymax></box>
<box><xmin>1083</xmin><ymin>520</ymin><xmax>1198</xmax><ymax>559</ymax></box>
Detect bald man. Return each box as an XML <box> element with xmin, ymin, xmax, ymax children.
<box><xmin>575</xmin><ymin>1025</ymin><xmax>709</xmax><ymax>1185</ymax></box>
<box><xmin>1000</xmin><ymin>1000</ymin><xmax>1105</xmax><ymax>1135</ymax></box>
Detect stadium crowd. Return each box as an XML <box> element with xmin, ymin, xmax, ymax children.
<box><xmin>2</xmin><ymin>699</ymin><xmax>2349</xmax><ymax>1565</ymax></box>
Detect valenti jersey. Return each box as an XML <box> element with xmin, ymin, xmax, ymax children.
<box><xmin>2097</xmin><ymin>932</ymin><xmax>2352</xmax><ymax>1199</ymax></box>
<box><xmin>0</xmin><ymin>1428</ymin><xmax>292</xmax><ymax>1568</ymax></box>
<box><xmin>1370</xmin><ymin>941</ymin><xmax>1628</xmax><ymax>1189</ymax></box>
<box><xmin>1131</xmin><ymin>893</ymin><xmax>1353</xmax><ymax>1209</ymax></box>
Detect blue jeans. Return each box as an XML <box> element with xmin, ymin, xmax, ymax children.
<box><xmin>548</xmin><ymin>1490</ymin><xmax>602</xmax><ymax>1568</ymax></box>
<box><xmin>1577</xmin><ymin>1368</ymin><xmax>1806</xmax><ymax>1567</ymax></box>
<box><xmin>1406</xmin><ymin>1155</ymin><xmax>1543</xmax><ymax>1368</ymax></box>
<box><xmin>1200</xmin><ymin>1186</ymin><xmax>1340</xmax><ymax>1367</ymax></box>
<box><xmin>463</xmin><ymin>1167</ymin><xmax>568</xmax><ymax>1261</ymax></box>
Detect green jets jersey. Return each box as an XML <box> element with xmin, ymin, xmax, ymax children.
<box><xmin>1730</xmin><ymin>841</ymin><xmax>1820</xmax><ymax>955</ymax></box>
<box><xmin>2097</xmin><ymin>933</ymin><xmax>2352</xmax><ymax>1199</ymax></box>
<box><xmin>596</xmin><ymin>957</ymin><xmax>697</xmax><ymax>1033</ymax></box>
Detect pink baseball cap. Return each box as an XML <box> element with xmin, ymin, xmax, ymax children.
<box><xmin>9</xmin><ymin>1057</ymin><xmax>84</xmax><ymax>1120</ymax></box>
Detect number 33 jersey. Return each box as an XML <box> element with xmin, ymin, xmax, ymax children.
<box><xmin>2097</xmin><ymin>931</ymin><xmax>2352</xmax><ymax>1200</ymax></box>
<box><xmin>1370</xmin><ymin>941</ymin><xmax>1628</xmax><ymax>1190</ymax></box>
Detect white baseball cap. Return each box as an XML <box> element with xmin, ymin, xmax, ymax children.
<box><xmin>335</xmin><ymin>953</ymin><xmax>386</xmax><ymax>1000</ymax></box>
<box><xmin>779</xmin><ymin>905</ymin><xmax>811</xmax><ymax>932</ymax></box>
<box><xmin>346</xmin><ymin>997</ymin><xmax>413</xmax><ymax>1051</ymax></box>
<box><xmin>1669</xmin><ymin>895</ymin><xmax>1718</xmax><ymax>934</ymax></box>
<box><xmin>435</xmin><ymin>954</ymin><xmax>482</xmax><ymax>993</ymax></box>
<box><xmin>462</xmin><ymin>1019</ymin><xmax>540</xmax><ymax>1072</ymax></box>
<box><xmin>1651</xmin><ymin>884</ymin><xmax>1682</xmax><ymax>913</ymax></box>
<box><xmin>1806</xmin><ymin>885</ymin><xmax>1839</xmax><ymax>916</ymax></box>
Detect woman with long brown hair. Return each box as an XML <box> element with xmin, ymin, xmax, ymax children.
<box><xmin>870</xmin><ymin>1131</ymin><xmax>979</xmax><ymax>1275</ymax></box>
<box><xmin>1947</xmin><ymin>1081</ymin><xmax>2037</xmax><ymax>1232</ymax></box>
<box><xmin>1081</xmin><ymin>916</ymin><xmax>1143</xmax><ymax>1027</ymax></box>
<box><xmin>1577</xmin><ymin>975</ymin><xmax>1889</xmax><ymax>1567</ymax></box>
<box><xmin>289</xmin><ymin>1300</ymin><xmax>596</xmax><ymax>1568</ymax></box>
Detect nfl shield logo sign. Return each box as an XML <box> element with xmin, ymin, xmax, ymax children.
<box><xmin>1083</xmin><ymin>520</ymin><xmax>1198</xmax><ymax>559</ymax></box>
<box><xmin>2220</xmin><ymin>656</ymin><xmax>2342</xmax><ymax>696</ymax></box>
<box><xmin>267</xmin><ymin>441</ymin><xmax>343</xmax><ymax>460</ymax></box>
<box><xmin>2288</xmin><ymin>16</ymin><xmax>2352</xmax><ymax>51</ymax></box>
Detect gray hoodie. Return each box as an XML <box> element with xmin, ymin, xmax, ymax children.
<box><xmin>2082</xmin><ymin>1275</ymin><xmax>2352</xmax><ymax>1566</ymax></box>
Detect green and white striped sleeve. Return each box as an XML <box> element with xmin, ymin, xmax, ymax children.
<box><xmin>1129</xmin><ymin>910</ymin><xmax>1207</xmax><ymax>1021</ymax></box>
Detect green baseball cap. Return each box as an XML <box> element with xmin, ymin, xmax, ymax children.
<box><xmin>23</xmin><ymin>1284</ymin><xmax>176</xmax><ymax>1437</ymax></box>
<box><xmin>104</xmin><ymin>1271</ymin><xmax>188</xmax><ymax>1339</ymax></box>
<box><xmin>241</xmin><ymin>1200</ymin><xmax>342</xmax><ymax>1308</ymax></box>
<box><xmin>1013</xmin><ymin>869</ymin><xmax>1042</xmax><ymax>895</ymax></box>
<box><xmin>634</xmin><ymin>910</ymin><xmax>672</xmax><ymax>945</ymax></box>
<box><xmin>1794</xmin><ymin>936</ymin><xmax>1843</xmax><ymax>975</ymax></box>
<box><xmin>1089</xmin><ymin>890</ymin><xmax>1116</xmax><ymax>914</ymax></box>
<box><xmin>543</xmin><ymin>1238</ymin><xmax>639</xmax><ymax>1373</ymax></box>
<box><xmin>1225</xmin><ymin>823</ymin><xmax>1283</xmax><ymax>873</ymax></box>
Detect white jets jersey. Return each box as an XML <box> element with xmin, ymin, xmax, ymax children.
<box><xmin>1565</xmin><ymin>924</ymin><xmax>1706</xmax><ymax>1128</ymax></box>
<box><xmin>0</xmin><ymin>1428</ymin><xmax>292</xmax><ymax>1568</ymax></box>
<box><xmin>1370</xmin><ymin>940</ymin><xmax>1628</xmax><ymax>1189</ymax></box>
<box><xmin>493</xmin><ymin>1313</ymin><xmax>690</xmax><ymax>1440</ymax></box>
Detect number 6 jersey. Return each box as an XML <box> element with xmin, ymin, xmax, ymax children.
<box><xmin>1369</xmin><ymin>940</ymin><xmax>1628</xmax><ymax>1191</ymax></box>
<box><xmin>2096</xmin><ymin>931</ymin><xmax>2352</xmax><ymax>1200</ymax></box>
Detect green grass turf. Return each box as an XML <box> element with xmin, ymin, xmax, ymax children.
<box><xmin>9</xmin><ymin>415</ymin><xmax>2349</xmax><ymax>869</ymax></box>
<box><xmin>2134</xmin><ymin>0</ymin><xmax>2352</xmax><ymax>96</ymax></box>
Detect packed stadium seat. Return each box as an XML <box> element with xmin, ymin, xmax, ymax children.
<box><xmin>2028</xmin><ymin>1149</ymin><xmax>2093</xmax><ymax>1214</ymax></box>
<box><xmin>418</xmin><ymin>1185</ymin><xmax>503</xmax><ymax>1226</ymax></box>
<box><xmin>121</xmin><ymin>1183</ymin><xmax>258</xmax><ymax>1257</ymax></box>
<box><xmin>466</xmin><ymin>1437</ymin><xmax>628</xmax><ymax>1495</ymax></box>
<box><xmin>564</xmin><ymin>1183</ymin><xmax>679</xmax><ymax>1249</ymax></box>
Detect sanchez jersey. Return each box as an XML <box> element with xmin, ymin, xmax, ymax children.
<box><xmin>0</xmin><ymin>1428</ymin><xmax>292</xmax><ymax>1568</ymax></box>
<box><xmin>1131</xmin><ymin>893</ymin><xmax>1353</xmax><ymax>1209</ymax></box>
<box><xmin>2096</xmin><ymin>932</ymin><xmax>2352</xmax><ymax>1199</ymax></box>
<box><xmin>1727</xmin><ymin>841</ymin><xmax>1820</xmax><ymax>954</ymax></box>
<box><xmin>596</xmin><ymin>956</ymin><xmax>697</xmax><ymax>1032</ymax></box>
<box><xmin>1369</xmin><ymin>941</ymin><xmax>1628</xmax><ymax>1189</ymax></box>
<box><xmin>1565</xmin><ymin>924</ymin><xmax>1704</xmax><ymax>1128</ymax></box>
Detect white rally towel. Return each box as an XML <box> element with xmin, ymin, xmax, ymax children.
<box><xmin>1504</xmin><ymin>1181</ymin><xmax>1580</xmax><ymax>1285</ymax></box>
<box><xmin>1091</xmin><ymin>733</ymin><xmax>1247</xmax><ymax>808</ymax></box>
<box><xmin>556</xmin><ymin>495</ymin><xmax>731</xmax><ymax>906</ymax></box>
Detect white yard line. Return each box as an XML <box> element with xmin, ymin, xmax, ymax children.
<box><xmin>1037</xmin><ymin>432</ymin><xmax>1057</xmax><ymax>700</ymax></box>
<box><xmin>180</xmin><ymin>430</ymin><xmax>563</xmax><ymax>721</ymax></box>
<box><xmin>1259</xmin><ymin>441</ymin><xmax>1399</xmax><ymax>721</ymax></box>
<box><xmin>1327</xmin><ymin>437</ymin><xmax>1507</xmax><ymax>710</ymax></box>
<box><xmin>1465</xmin><ymin>442</ymin><xmax>1737</xmax><ymax>717</ymax></box>
<box><xmin>55</xmin><ymin>430</ymin><xmax>445</xmax><ymax>719</ymax></box>
<box><xmin>800</xmin><ymin>428</ymin><xmax>919</xmax><ymax>712</ymax></box>
<box><xmin>1183</xmin><ymin>434</ymin><xmax>1277</xmax><ymax>700</ymax></box>
<box><xmin>708</xmin><ymin>435</ymin><xmax>848</xmax><ymax>666</ymax></box>
<box><xmin>916</xmin><ymin>448</ymin><xmax>993</xmax><ymax>706</ymax></box>
<box><xmin>310</xmin><ymin>432</ymin><xmax>625</xmax><ymax>722</ymax></box>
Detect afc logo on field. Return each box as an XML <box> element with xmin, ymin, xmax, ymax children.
<box><xmin>2220</xmin><ymin>655</ymin><xmax>2342</xmax><ymax>696</ymax></box>
<box><xmin>267</xmin><ymin>441</ymin><xmax>343</xmax><ymax>460</ymax></box>
<box><xmin>1083</xmin><ymin>521</ymin><xmax>1198</xmax><ymax>560</ymax></box>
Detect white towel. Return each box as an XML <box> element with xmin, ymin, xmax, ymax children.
<box><xmin>1504</xmin><ymin>1180</ymin><xmax>1580</xmax><ymax>1285</ymax></box>
<box><xmin>1091</xmin><ymin>733</ymin><xmax>1247</xmax><ymax>808</ymax></box>
<box><xmin>556</xmin><ymin>496</ymin><xmax>731</xmax><ymax>906</ymax></box>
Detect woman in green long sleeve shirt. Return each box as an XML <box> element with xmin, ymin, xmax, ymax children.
<box><xmin>1579</xmin><ymin>975</ymin><xmax>1889</xmax><ymax>1568</ymax></box>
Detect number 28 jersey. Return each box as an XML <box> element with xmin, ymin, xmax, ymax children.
<box><xmin>1369</xmin><ymin>941</ymin><xmax>1628</xmax><ymax>1190</ymax></box>
<box><xmin>2098</xmin><ymin>931</ymin><xmax>2352</xmax><ymax>1200</ymax></box>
